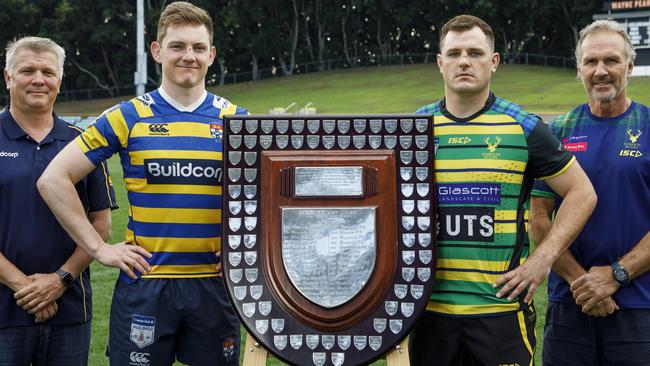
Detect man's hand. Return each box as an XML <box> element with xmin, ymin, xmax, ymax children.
<box><xmin>494</xmin><ymin>251</ymin><xmax>553</xmax><ymax>303</ymax></box>
<box><xmin>571</xmin><ymin>265</ymin><xmax>620</xmax><ymax>313</ymax></box>
<box><xmin>14</xmin><ymin>273</ymin><xmax>65</xmax><ymax>313</ymax></box>
<box><xmin>34</xmin><ymin>301</ymin><xmax>58</xmax><ymax>323</ymax></box>
<box><xmin>94</xmin><ymin>242</ymin><xmax>152</xmax><ymax>279</ymax></box>
<box><xmin>215</xmin><ymin>250</ymin><xmax>222</xmax><ymax>273</ymax></box>
<box><xmin>583</xmin><ymin>296</ymin><xmax>619</xmax><ymax>317</ymax></box>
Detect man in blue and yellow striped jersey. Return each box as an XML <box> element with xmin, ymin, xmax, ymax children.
<box><xmin>38</xmin><ymin>2</ymin><xmax>246</xmax><ymax>365</ymax></box>
<box><xmin>409</xmin><ymin>15</ymin><xmax>597</xmax><ymax>365</ymax></box>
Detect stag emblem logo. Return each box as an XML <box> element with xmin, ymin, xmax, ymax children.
<box><xmin>484</xmin><ymin>136</ymin><xmax>502</xmax><ymax>153</ymax></box>
<box><xmin>627</xmin><ymin>129</ymin><xmax>642</xmax><ymax>144</ymax></box>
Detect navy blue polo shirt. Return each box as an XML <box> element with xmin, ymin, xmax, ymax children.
<box><xmin>0</xmin><ymin>109</ymin><xmax>117</xmax><ymax>327</ymax></box>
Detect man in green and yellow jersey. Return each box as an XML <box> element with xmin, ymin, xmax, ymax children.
<box><xmin>409</xmin><ymin>15</ymin><xmax>597</xmax><ymax>365</ymax></box>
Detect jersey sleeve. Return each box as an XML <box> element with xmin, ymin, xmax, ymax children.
<box><xmin>526</xmin><ymin>119</ymin><xmax>575</xmax><ymax>180</ymax></box>
<box><xmin>74</xmin><ymin>103</ymin><xmax>130</xmax><ymax>166</ymax></box>
<box><xmin>86</xmin><ymin>159</ymin><xmax>119</xmax><ymax>212</ymax></box>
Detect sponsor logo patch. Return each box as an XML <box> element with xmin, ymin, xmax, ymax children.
<box><xmin>130</xmin><ymin>315</ymin><xmax>155</xmax><ymax>349</ymax></box>
<box><xmin>447</xmin><ymin>136</ymin><xmax>472</xmax><ymax>144</ymax></box>
<box><xmin>145</xmin><ymin>158</ymin><xmax>222</xmax><ymax>185</ymax></box>
<box><xmin>437</xmin><ymin>207</ymin><xmax>494</xmax><ymax>242</ymax></box>
<box><xmin>223</xmin><ymin>337</ymin><xmax>236</xmax><ymax>362</ymax></box>
<box><xmin>619</xmin><ymin>149</ymin><xmax>643</xmax><ymax>158</ymax></box>
<box><xmin>563</xmin><ymin>142</ymin><xmax>588</xmax><ymax>152</ymax></box>
<box><xmin>0</xmin><ymin>151</ymin><xmax>19</xmax><ymax>158</ymax></box>
<box><xmin>148</xmin><ymin>123</ymin><xmax>169</xmax><ymax>136</ymax></box>
<box><xmin>136</xmin><ymin>93</ymin><xmax>155</xmax><ymax>107</ymax></box>
<box><xmin>438</xmin><ymin>183</ymin><xmax>501</xmax><ymax>205</ymax></box>
<box><xmin>129</xmin><ymin>352</ymin><xmax>151</xmax><ymax>366</ymax></box>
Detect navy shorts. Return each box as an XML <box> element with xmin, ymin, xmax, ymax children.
<box><xmin>107</xmin><ymin>277</ymin><xmax>240</xmax><ymax>366</ymax></box>
<box><xmin>409</xmin><ymin>304</ymin><xmax>536</xmax><ymax>366</ymax></box>
<box><xmin>544</xmin><ymin>301</ymin><xmax>650</xmax><ymax>366</ymax></box>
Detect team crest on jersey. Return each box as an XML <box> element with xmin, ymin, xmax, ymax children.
<box><xmin>619</xmin><ymin>128</ymin><xmax>644</xmax><ymax>158</ymax></box>
<box><xmin>136</xmin><ymin>93</ymin><xmax>156</xmax><ymax>107</ymax></box>
<box><xmin>210</xmin><ymin>123</ymin><xmax>224</xmax><ymax>140</ymax></box>
<box><xmin>482</xmin><ymin>136</ymin><xmax>501</xmax><ymax>159</ymax></box>
<box><xmin>223</xmin><ymin>337</ymin><xmax>236</xmax><ymax>361</ymax></box>
<box><xmin>130</xmin><ymin>315</ymin><xmax>155</xmax><ymax>349</ymax></box>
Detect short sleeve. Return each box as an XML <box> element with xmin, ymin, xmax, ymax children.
<box><xmin>526</xmin><ymin>120</ymin><xmax>575</xmax><ymax>180</ymax></box>
<box><xmin>86</xmin><ymin>159</ymin><xmax>119</xmax><ymax>212</ymax></box>
<box><xmin>75</xmin><ymin>105</ymin><xmax>129</xmax><ymax>166</ymax></box>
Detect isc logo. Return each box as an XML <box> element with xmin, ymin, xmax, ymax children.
<box><xmin>447</xmin><ymin>136</ymin><xmax>472</xmax><ymax>144</ymax></box>
<box><xmin>619</xmin><ymin>149</ymin><xmax>643</xmax><ymax>158</ymax></box>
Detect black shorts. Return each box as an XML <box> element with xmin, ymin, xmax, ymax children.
<box><xmin>106</xmin><ymin>277</ymin><xmax>240</xmax><ymax>366</ymax></box>
<box><xmin>543</xmin><ymin>301</ymin><xmax>650</xmax><ymax>366</ymax></box>
<box><xmin>409</xmin><ymin>304</ymin><xmax>536</xmax><ymax>366</ymax></box>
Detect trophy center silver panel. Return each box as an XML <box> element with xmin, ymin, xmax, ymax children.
<box><xmin>294</xmin><ymin>166</ymin><xmax>363</xmax><ymax>197</ymax></box>
<box><xmin>281</xmin><ymin>207</ymin><xmax>377</xmax><ymax>308</ymax></box>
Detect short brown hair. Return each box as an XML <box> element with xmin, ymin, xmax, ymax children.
<box><xmin>157</xmin><ymin>1</ymin><xmax>214</xmax><ymax>45</ymax></box>
<box><xmin>439</xmin><ymin>15</ymin><xmax>495</xmax><ymax>52</ymax></box>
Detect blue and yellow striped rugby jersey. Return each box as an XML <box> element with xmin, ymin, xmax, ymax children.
<box><xmin>417</xmin><ymin>93</ymin><xmax>575</xmax><ymax>316</ymax></box>
<box><xmin>75</xmin><ymin>89</ymin><xmax>247</xmax><ymax>280</ymax></box>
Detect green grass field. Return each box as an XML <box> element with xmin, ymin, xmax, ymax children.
<box><xmin>66</xmin><ymin>63</ymin><xmax>650</xmax><ymax>365</ymax></box>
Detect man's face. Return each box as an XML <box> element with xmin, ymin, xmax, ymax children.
<box><xmin>3</xmin><ymin>49</ymin><xmax>61</xmax><ymax>113</ymax></box>
<box><xmin>437</xmin><ymin>27</ymin><xmax>499</xmax><ymax>96</ymax></box>
<box><xmin>578</xmin><ymin>31</ymin><xmax>633</xmax><ymax>103</ymax></box>
<box><xmin>151</xmin><ymin>24</ymin><xmax>215</xmax><ymax>90</ymax></box>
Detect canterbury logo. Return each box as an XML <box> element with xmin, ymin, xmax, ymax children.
<box><xmin>129</xmin><ymin>352</ymin><xmax>150</xmax><ymax>364</ymax></box>
<box><xmin>484</xmin><ymin>136</ymin><xmax>502</xmax><ymax>152</ymax></box>
<box><xmin>148</xmin><ymin>124</ymin><xmax>169</xmax><ymax>134</ymax></box>
<box><xmin>627</xmin><ymin>129</ymin><xmax>642</xmax><ymax>143</ymax></box>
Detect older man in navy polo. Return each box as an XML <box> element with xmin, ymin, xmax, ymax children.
<box><xmin>0</xmin><ymin>36</ymin><xmax>116</xmax><ymax>365</ymax></box>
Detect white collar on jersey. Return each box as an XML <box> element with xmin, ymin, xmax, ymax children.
<box><xmin>157</xmin><ymin>88</ymin><xmax>208</xmax><ymax>112</ymax></box>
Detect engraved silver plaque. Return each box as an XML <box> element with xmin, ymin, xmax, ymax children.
<box><xmin>313</xmin><ymin>353</ymin><xmax>326</xmax><ymax>366</ymax></box>
<box><xmin>290</xmin><ymin>335</ymin><xmax>303</xmax><ymax>350</ymax></box>
<box><xmin>274</xmin><ymin>335</ymin><xmax>287</xmax><ymax>350</ymax></box>
<box><xmin>234</xmin><ymin>286</ymin><xmax>246</xmax><ymax>301</ymax></box>
<box><xmin>244</xmin><ymin>200</ymin><xmax>257</xmax><ymax>215</ymax></box>
<box><xmin>353</xmin><ymin>135</ymin><xmax>366</xmax><ymax>149</ymax></box>
<box><xmin>276</xmin><ymin>119</ymin><xmax>289</xmax><ymax>134</ymax></box>
<box><xmin>400</xmin><ymin>167</ymin><xmax>413</xmax><ymax>181</ymax></box>
<box><xmin>400</xmin><ymin>119</ymin><xmax>414</xmax><ymax>133</ymax></box>
<box><xmin>228</xmin><ymin>151</ymin><xmax>242</xmax><ymax>165</ymax></box>
<box><xmin>244</xmin><ymin>152</ymin><xmax>257</xmax><ymax>166</ymax></box>
<box><xmin>260</xmin><ymin>135</ymin><xmax>273</xmax><ymax>149</ymax></box>
<box><xmin>338</xmin><ymin>335</ymin><xmax>351</xmax><ymax>350</ymax></box>
<box><xmin>402</xmin><ymin>216</ymin><xmax>414</xmax><ymax>230</ymax></box>
<box><xmin>385</xmin><ymin>119</ymin><xmax>398</xmax><ymax>133</ymax></box>
<box><xmin>272</xmin><ymin>318</ymin><xmax>285</xmax><ymax>333</ymax></box>
<box><xmin>245</xmin><ymin>268</ymin><xmax>258</xmax><ymax>283</ymax></box>
<box><xmin>353</xmin><ymin>119</ymin><xmax>366</xmax><ymax>133</ymax></box>
<box><xmin>250</xmin><ymin>285</ymin><xmax>263</xmax><ymax>300</ymax></box>
<box><xmin>337</xmin><ymin>136</ymin><xmax>350</xmax><ymax>149</ymax></box>
<box><xmin>229</xmin><ymin>218</ymin><xmax>242</xmax><ymax>232</ymax></box>
<box><xmin>419</xmin><ymin>250</ymin><xmax>433</xmax><ymax>265</ymax></box>
<box><xmin>373</xmin><ymin>318</ymin><xmax>387</xmax><ymax>333</ymax></box>
<box><xmin>229</xmin><ymin>201</ymin><xmax>241</xmax><ymax>215</ymax></box>
<box><xmin>242</xmin><ymin>302</ymin><xmax>255</xmax><ymax>317</ymax></box>
<box><xmin>244</xmin><ymin>216</ymin><xmax>257</xmax><ymax>231</ymax></box>
<box><xmin>230</xmin><ymin>119</ymin><xmax>243</xmax><ymax>134</ymax></box>
<box><xmin>228</xmin><ymin>185</ymin><xmax>241</xmax><ymax>199</ymax></box>
<box><xmin>417</xmin><ymin>200</ymin><xmax>430</xmax><ymax>214</ymax></box>
<box><xmin>411</xmin><ymin>284</ymin><xmax>424</xmax><ymax>299</ymax></box>
<box><xmin>244</xmin><ymin>251</ymin><xmax>257</xmax><ymax>265</ymax></box>
<box><xmin>418</xmin><ymin>268</ymin><xmax>431</xmax><ymax>282</ymax></box>
<box><xmin>244</xmin><ymin>135</ymin><xmax>257</xmax><ymax>149</ymax></box>
<box><xmin>415</xmin><ymin>135</ymin><xmax>428</xmax><ymax>149</ymax></box>
<box><xmin>401</xmin><ymin>302</ymin><xmax>415</xmax><ymax>317</ymax></box>
<box><xmin>402</xmin><ymin>267</ymin><xmax>415</xmax><ymax>282</ymax></box>
<box><xmin>256</xmin><ymin>319</ymin><xmax>268</xmax><ymax>334</ymax></box>
<box><xmin>307</xmin><ymin>135</ymin><xmax>319</xmax><ymax>149</ymax></box>
<box><xmin>384</xmin><ymin>135</ymin><xmax>397</xmax><ymax>149</ymax></box>
<box><xmin>354</xmin><ymin>336</ymin><xmax>367</xmax><ymax>351</ymax></box>
<box><xmin>291</xmin><ymin>135</ymin><xmax>304</xmax><ymax>149</ymax></box>
<box><xmin>322</xmin><ymin>136</ymin><xmax>335</xmax><ymax>149</ymax></box>
<box><xmin>394</xmin><ymin>284</ymin><xmax>408</xmax><ymax>299</ymax></box>
<box><xmin>244</xmin><ymin>234</ymin><xmax>256</xmax><ymax>248</ymax></box>
<box><xmin>369</xmin><ymin>135</ymin><xmax>382</xmax><ymax>149</ymax></box>
<box><xmin>416</xmin><ymin>151</ymin><xmax>428</xmax><ymax>165</ymax></box>
<box><xmin>245</xmin><ymin>119</ymin><xmax>258</xmax><ymax>133</ymax></box>
<box><xmin>244</xmin><ymin>168</ymin><xmax>257</xmax><ymax>182</ymax></box>
<box><xmin>419</xmin><ymin>233</ymin><xmax>432</xmax><ymax>247</ymax></box>
<box><xmin>400</xmin><ymin>151</ymin><xmax>413</xmax><ymax>165</ymax></box>
<box><xmin>369</xmin><ymin>336</ymin><xmax>382</xmax><ymax>351</ymax></box>
<box><xmin>415</xmin><ymin>167</ymin><xmax>429</xmax><ymax>181</ymax></box>
<box><xmin>385</xmin><ymin>301</ymin><xmax>398</xmax><ymax>316</ymax></box>
<box><xmin>322</xmin><ymin>335</ymin><xmax>335</xmax><ymax>350</ymax></box>
<box><xmin>417</xmin><ymin>183</ymin><xmax>430</xmax><ymax>197</ymax></box>
<box><xmin>244</xmin><ymin>185</ymin><xmax>257</xmax><ymax>199</ymax></box>
<box><xmin>417</xmin><ymin>216</ymin><xmax>430</xmax><ymax>231</ymax></box>
<box><xmin>276</xmin><ymin>135</ymin><xmax>289</xmax><ymax>149</ymax></box>
<box><xmin>402</xmin><ymin>250</ymin><xmax>415</xmax><ymax>265</ymax></box>
<box><xmin>307</xmin><ymin>120</ymin><xmax>319</xmax><ymax>133</ymax></box>
<box><xmin>389</xmin><ymin>319</ymin><xmax>403</xmax><ymax>334</ymax></box>
<box><xmin>261</xmin><ymin>119</ymin><xmax>274</xmax><ymax>134</ymax></box>
<box><xmin>259</xmin><ymin>301</ymin><xmax>272</xmax><ymax>316</ymax></box>
<box><xmin>228</xmin><ymin>252</ymin><xmax>241</xmax><ymax>267</ymax></box>
<box><xmin>282</xmin><ymin>208</ymin><xmax>376</xmax><ymax>308</ymax></box>
<box><xmin>402</xmin><ymin>233</ymin><xmax>415</xmax><ymax>247</ymax></box>
<box><xmin>230</xmin><ymin>269</ymin><xmax>242</xmax><ymax>283</ymax></box>
<box><xmin>332</xmin><ymin>353</ymin><xmax>345</xmax><ymax>366</ymax></box>
<box><xmin>228</xmin><ymin>168</ymin><xmax>241</xmax><ymax>183</ymax></box>
<box><xmin>401</xmin><ymin>183</ymin><xmax>414</xmax><ymax>197</ymax></box>
<box><xmin>292</xmin><ymin>119</ymin><xmax>305</xmax><ymax>134</ymax></box>
<box><xmin>295</xmin><ymin>167</ymin><xmax>363</xmax><ymax>197</ymax></box>
<box><xmin>337</xmin><ymin>119</ymin><xmax>350</xmax><ymax>134</ymax></box>
<box><xmin>306</xmin><ymin>335</ymin><xmax>319</xmax><ymax>350</ymax></box>
<box><xmin>323</xmin><ymin>120</ymin><xmax>335</xmax><ymax>134</ymax></box>
<box><xmin>399</xmin><ymin>136</ymin><xmax>413</xmax><ymax>149</ymax></box>
<box><xmin>228</xmin><ymin>235</ymin><xmax>241</xmax><ymax>249</ymax></box>
<box><xmin>415</xmin><ymin>118</ymin><xmax>428</xmax><ymax>132</ymax></box>
<box><xmin>403</xmin><ymin>200</ymin><xmax>415</xmax><ymax>214</ymax></box>
<box><xmin>370</xmin><ymin>119</ymin><xmax>382</xmax><ymax>133</ymax></box>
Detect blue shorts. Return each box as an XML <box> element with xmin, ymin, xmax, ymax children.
<box><xmin>544</xmin><ymin>301</ymin><xmax>650</xmax><ymax>366</ymax></box>
<box><xmin>0</xmin><ymin>321</ymin><xmax>91</xmax><ymax>366</ymax></box>
<box><xmin>107</xmin><ymin>277</ymin><xmax>240</xmax><ymax>366</ymax></box>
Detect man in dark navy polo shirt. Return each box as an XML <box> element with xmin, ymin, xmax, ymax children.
<box><xmin>0</xmin><ymin>36</ymin><xmax>116</xmax><ymax>365</ymax></box>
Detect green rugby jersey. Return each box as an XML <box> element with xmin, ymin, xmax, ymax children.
<box><xmin>417</xmin><ymin>93</ymin><xmax>574</xmax><ymax>316</ymax></box>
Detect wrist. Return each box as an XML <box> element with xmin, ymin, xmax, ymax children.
<box><xmin>7</xmin><ymin>275</ymin><xmax>31</xmax><ymax>292</ymax></box>
<box><xmin>611</xmin><ymin>262</ymin><xmax>630</xmax><ymax>287</ymax></box>
<box><xmin>55</xmin><ymin>269</ymin><xmax>76</xmax><ymax>289</ymax></box>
